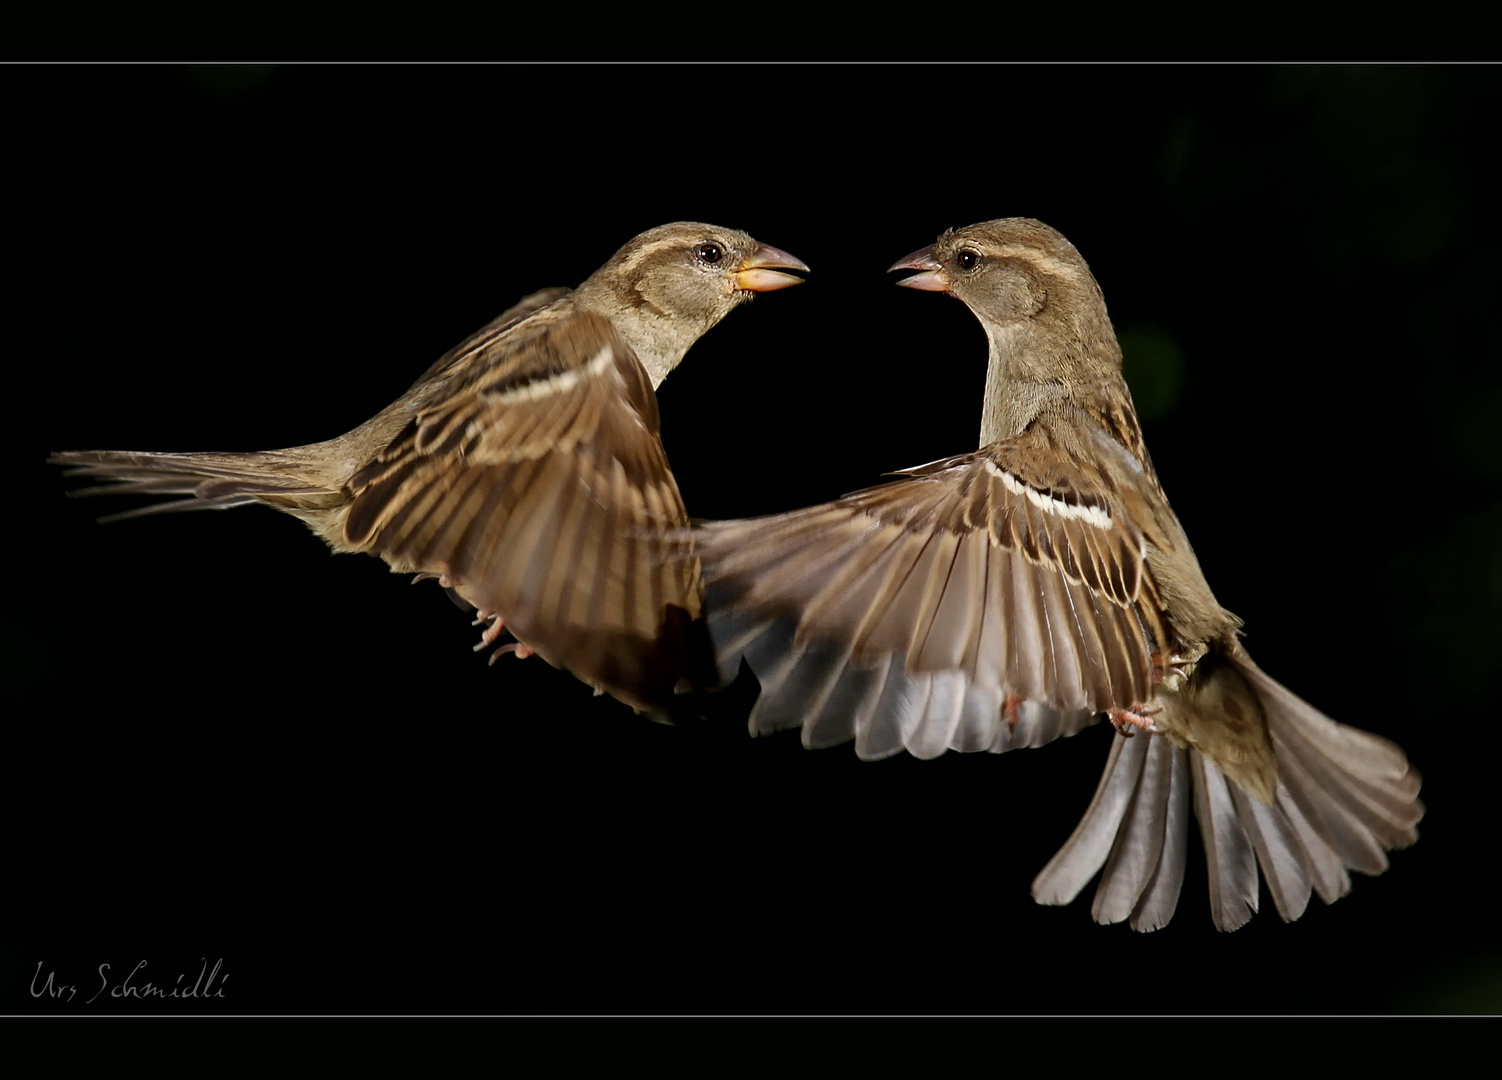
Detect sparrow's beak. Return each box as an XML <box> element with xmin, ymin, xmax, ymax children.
<box><xmin>889</xmin><ymin>245</ymin><xmax>949</xmax><ymax>292</ymax></box>
<box><xmin>734</xmin><ymin>244</ymin><xmax>811</xmax><ymax>292</ymax></box>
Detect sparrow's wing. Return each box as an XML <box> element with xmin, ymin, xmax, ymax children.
<box><xmin>696</xmin><ymin>424</ymin><xmax>1173</xmax><ymax>759</ymax></box>
<box><xmin>401</xmin><ymin>287</ymin><xmax>574</xmax><ymax>393</ymax></box>
<box><xmin>345</xmin><ymin>307</ymin><xmax>712</xmax><ymax>711</ymax></box>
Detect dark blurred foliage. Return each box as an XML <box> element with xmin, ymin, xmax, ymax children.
<box><xmin>9</xmin><ymin>65</ymin><xmax>1500</xmax><ymax>1016</ymax></box>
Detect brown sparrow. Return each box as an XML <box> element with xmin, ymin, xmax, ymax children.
<box><xmin>694</xmin><ymin>218</ymin><xmax>1420</xmax><ymax>931</ymax></box>
<box><xmin>52</xmin><ymin>222</ymin><xmax>808</xmax><ymax>713</ymax></box>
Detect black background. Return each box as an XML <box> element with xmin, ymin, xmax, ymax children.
<box><xmin>10</xmin><ymin>64</ymin><xmax>1501</xmax><ymax>1015</ymax></box>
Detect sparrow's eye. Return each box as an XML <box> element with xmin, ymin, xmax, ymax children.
<box><xmin>956</xmin><ymin>249</ymin><xmax>979</xmax><ymax>270</ymax></box>
<box><xmin>697</xmin><ymin>242</ymin><xmax>723</xmax><ymax>264</ymax></box>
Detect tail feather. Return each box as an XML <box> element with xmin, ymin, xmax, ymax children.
<box><xmin>1270</xmin><ymin>733</ymin><xmax>1391</xmax><ymax>877</ymax></box>
<box><xmin>1127</xmin><ymin>742</ymin><xmax>1189</xmax><ymax>932</ymax></box>
<box><xmin>1034</xmin><ymin>731</ymin><xmax>1194</xmax><ymax>932</ymax></box>
<box><xmin>1032</xmin><ymin>734</ymin><xmax>1141</xmax><ymax>908</ymax></box>
<box><xmin>50</xmin><ymin>449</ymin><xmax>343</xmax><ymax>519</ymax></box>
<box><xmin>1190</xmin><ymin>753</ymin><xmax>1259</xmax><ymax>931</ymax></box>
<box><xmin>92</xmin><ymin>494</ymin><xmax>266</xmax><ymax>523</ymax></box>
<box><xmin>1262</xmin><ymin>776</ymin><xmax>1355</xmax><ymax>905</ymax></box>
<box><xmin>1033</xmin><ymin>650</ymin><xmax>1421</xmax><ymax>931</ymax></box>
<box><xmin>1089</xmin><ymin>731</ymin><xmax>1188</xmax><ymax>930</ymax></box>
<box><xmin>1228</xmin><ymin>784</ymin><xmax>1314</xmax><ymax>923</ymax></box>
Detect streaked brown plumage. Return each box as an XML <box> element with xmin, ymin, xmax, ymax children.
<box><xmin>52</xmin><ymin>222</ymin><xmax>808</xmax><ymax>713</ymax></box>
<box><xmin>695</xmin><ymin>218</ymin><xmax>1420</xmax><ymax>931</ymax></box>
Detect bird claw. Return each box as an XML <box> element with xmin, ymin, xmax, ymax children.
<box><xmin>1108</xmin><ymin>706</ymin><xmax>1163</xmax><ymax>737</ymax></box>
<box><xmin>415</xmin><ymin>560</ymin><xmax>459</xmax><ymax>589</ymax></box>
<box><xmin>468</xmin><ymin>608</ymin><xmax>534</xmax><ymax>663</ymax></box>
<box><xmin>472</xmin><ymin>614</ymin><xmax>510</xmax><ymax>652</ymax></box>
<box><xmin>1150</xmin><ymin>650</ymin><xmax>1199</xmax><ymax>690</ymax></box>
<box><xmin>487</xmin><ymin>642</ymin><xmax>535</xmax><ymax>665</ymax></box>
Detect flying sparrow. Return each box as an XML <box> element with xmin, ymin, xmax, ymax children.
<box><xmin>52</xmin><ymin>222</ymin><xmax>808</xmax><ymax>713</ymax></box>
<box><xmin>694</xmin><ymin>218</ymin><xmax>1420</xmax><ymax>931</ymax></box>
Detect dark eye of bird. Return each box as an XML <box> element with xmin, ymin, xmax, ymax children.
<box><xmin>697</xmin><ymin>242</ymin><xmax>723</xmax><ymax>264</ymax></box>
<box><xmin>957</xmin><ymin>249</ymin><xmax>978</xmax><ymax>270</ymax></box>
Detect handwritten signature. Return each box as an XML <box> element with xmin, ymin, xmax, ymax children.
<box><xmin>32</xmin><ymin>959</ymin><xmax>227</xmax><ymax>1004</ymax></box>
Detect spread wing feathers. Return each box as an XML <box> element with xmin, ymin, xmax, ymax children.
<box><xmin>697</xmin><ymin>435</ymin><xmax>1169</xmax><ymax>760</ymax></box>
<box><xmin>343</xmin><ymin>310</ymin><xmax>712</xmax><ymax>710</ymax></box>
<box><xmin>1032</xmin><ymin>651</ymin><xmax>1422</xmax><ymax>931</ymax></box>
<box><xmin>400</xmin><ymin>287</ymin><xmax>575</xmax><ymax>394</ymax></box>
<box><xmin>48</xmin><ymin>448</ymin><xmax>345</xmax><ymax>521</ymax></box>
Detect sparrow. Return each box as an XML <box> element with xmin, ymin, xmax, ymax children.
<box><xmin>694</xmin><ymin>218</ymin><xmax>1420</xmax><ymax>931</ymax></box>
<box><xmin>52</xmin><ymin>222</ymin><xmax>808</xmax><ymax>713</ymax></box>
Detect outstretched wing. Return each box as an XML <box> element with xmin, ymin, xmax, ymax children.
<box><xmin>346</xmin><ymin>308</ymin><xmax>713</xmax><ymax>711</ymax></box>
<box><xmin>696</xmin><ymin>423</ymin><xmax>1174</xmax><ymax>758</ymax></box>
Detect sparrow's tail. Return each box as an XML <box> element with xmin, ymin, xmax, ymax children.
<box><xmin>49</xmin><ymin>447</ymin><xmax>344</xmax><ymax>521</ymax></box>
<box><xmin>1031</xmin><ymin>651</ymin><xmax>1422</xmax><ymax>931</ymax></box>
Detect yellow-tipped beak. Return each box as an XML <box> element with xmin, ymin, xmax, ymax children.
<box><xmin>734</xmin><ymin>243</ymin><xmax>810</xmax><ymax>292</ymax></box>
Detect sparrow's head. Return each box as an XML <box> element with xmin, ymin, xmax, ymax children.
<box><xmin>889</xmin><ymin>218</ymin><xmax>1104</xmax><ymax>329</ymax></box>
<box><xmin>575</xmin><ymin>221</ymin><xmax>808</xmax><ymax>387</ymax></box>
<box><xmin>892</xmin><ymin>218</ymin><xmax>1125</xmax><ymax>441</ymax></box>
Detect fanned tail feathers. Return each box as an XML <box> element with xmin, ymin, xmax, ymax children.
<box><xmin>1032</xmin><ymin>651</ymin><xmax>1421</xmax><ymax>930</ymax></box>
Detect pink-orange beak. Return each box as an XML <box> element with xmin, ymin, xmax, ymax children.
<box><xmin>733</xmin><ymin>243</ymin><xmax>810</xmax><ymax>292</ymax></box>
<box><xmin>888</xmin><ymin>245</ymin><xmax>949</xmax><ymax>292</ymax></box>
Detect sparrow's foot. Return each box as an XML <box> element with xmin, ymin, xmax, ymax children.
<box><xmin>416</xmin><ymin>560</ymin><xmax>461</xmax><ymax>589</ymax></box>
<box><xmin>412</xmin><ymin>570</ymin><xmax>461</xmax><ymax>588</ymax></box>
<box><xmin>488</xmin><ymin>642</ymin><xmax>535</xmax><ymax>665</ymax></box>
<box><xmin>471</xmin><ymin>613</ymin><xmax>507</xmax><ymax>652</ymax></box>
<box><xmin>468</xmin><ymin>606</ymin><xmax>535</xmax><ymax>663</ymax></box>
<box><xmin>1107</xmin><ymin>706</ymin><xmax>1163</xmax><ymax>737</ymax></box>
<box><xmin>1150</xmin><ymin>651</ymin><xmax>1197</xmax><ymax>689</ymax></box>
